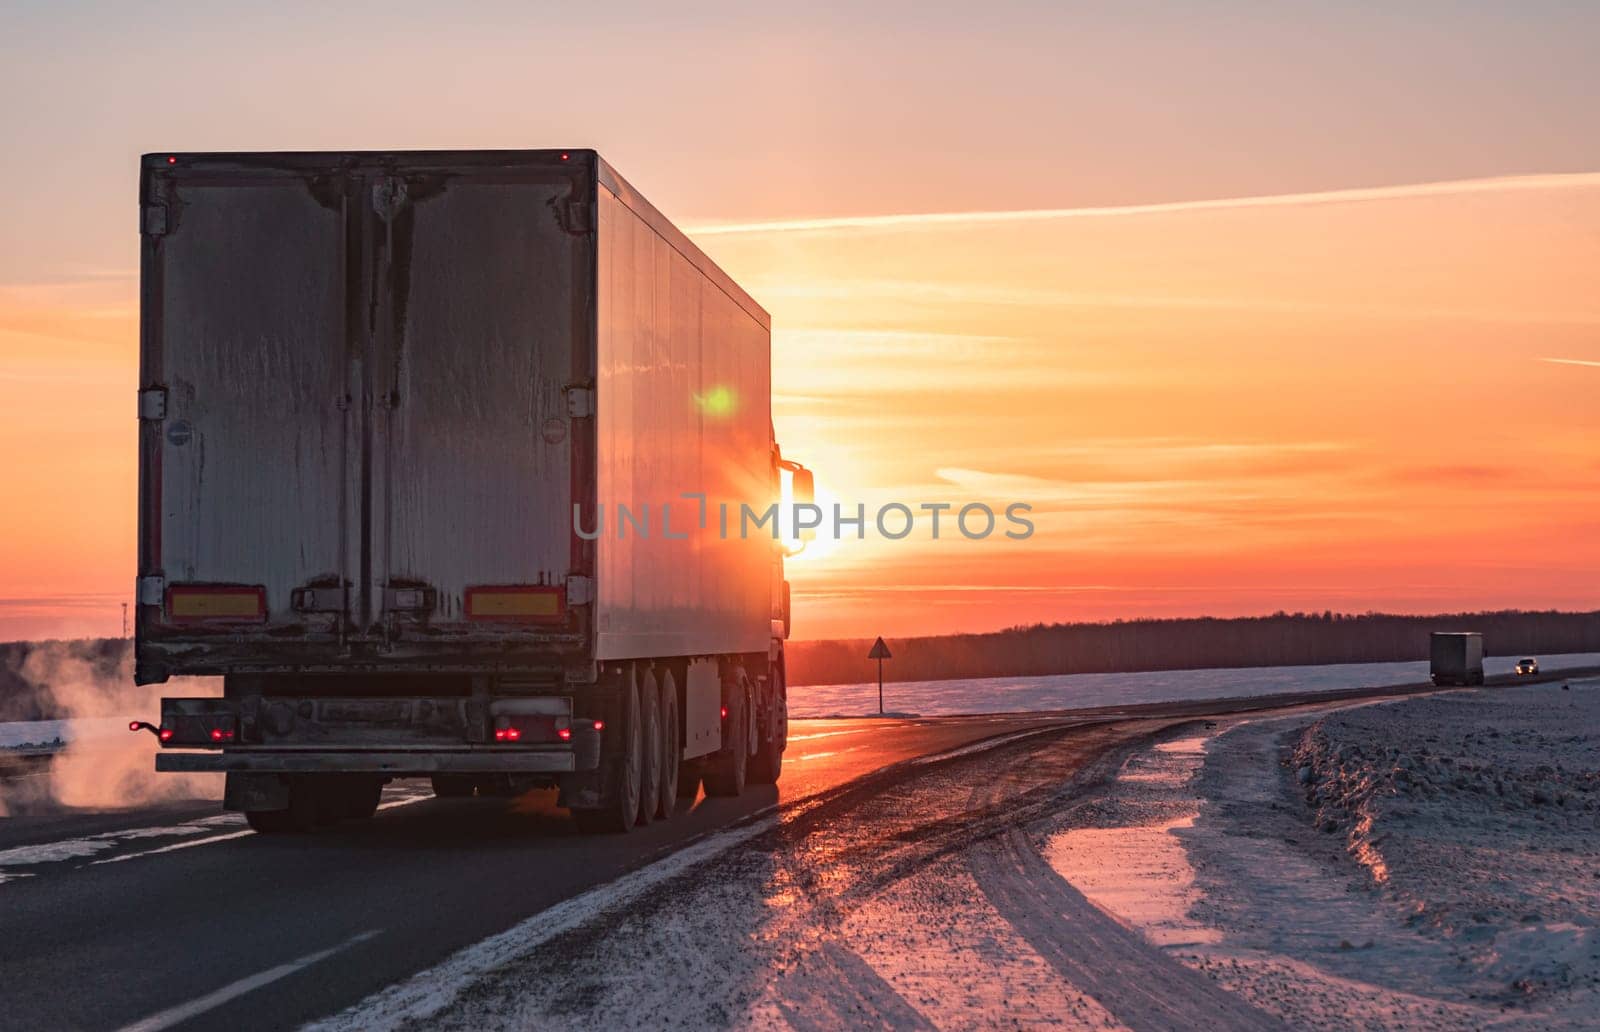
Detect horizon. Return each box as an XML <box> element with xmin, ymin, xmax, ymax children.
<box><xmin>4</xmin><ymin>3</ymin><xmax>1600</xmax><ymax>640</ymax></box>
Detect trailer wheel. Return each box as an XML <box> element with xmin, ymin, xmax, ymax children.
<box><xmin>636</xmin><ymin>666</ymin><xmax>662</xmax><ymax>827</ymax></box>
<box><xmin>430</xmin><ymin>775</ymin><xmax>475</xmax><ymax>798</ymax></box>
<box><xmin>656</xmin><ymin>667</ymin><xmax>681</xmax><ymax>819</ymax></box>
<box><xmin>749</xmin><ymin>668</ymin><xmax>786</xmax><ymax>786</ymax></box>
<box><xmin>574</xmin><ymin>667</ymin><xmax>643</xmax><ymax>834</ymax></box>
<box><xmin>703</xmin><ymin>679</ymin><xmax>748</xmax><ymax>797</ymax></box>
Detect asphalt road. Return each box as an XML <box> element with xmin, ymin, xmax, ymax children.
<box><xmin>1</xmin><ymin>671</ymin><xmax>1586</xmax><ymax>1032</ymax></box>
<box><xmin>0</xmin><ymin>713</ymin><xmax>1071</xmax><ymax>1032</ymax></box>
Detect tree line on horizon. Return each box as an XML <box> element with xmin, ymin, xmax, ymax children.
<box><xmin>783</xmin><ymin>609</ymin><xmax>1600</xmax><ymax>687</ymax></box>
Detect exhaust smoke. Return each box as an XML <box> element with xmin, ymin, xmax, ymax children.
<box><xmin>0</xmin><ymin>641</ymin><xmax>221</xmax><ymax>814</ymax></box>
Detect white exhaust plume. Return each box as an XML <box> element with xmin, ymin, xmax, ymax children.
<box><xmin>1</xmin><ymin>641</ymin><xmax>221</xmax><ymax>814</ymax></box>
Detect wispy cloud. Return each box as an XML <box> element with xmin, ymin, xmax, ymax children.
<box><xmin>689</xmin><ymin>172</ymin><xmax>1600</xmax><ymax>237</ymax></box>
<box><xmin>1542</xmin><ymin>357</ymin><xmax>1600</xmax><ymax>368</ymax></box>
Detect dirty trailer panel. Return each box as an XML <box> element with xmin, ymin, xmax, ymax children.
<box><xmin>138</xmin><ymin>152</ymin><xmax>594</xmax><ymax>682</ymax></box>
<box><xmin>593</xmin><ymin>167</ymin><xmax>773</xmax><ymax>661</ymax></box>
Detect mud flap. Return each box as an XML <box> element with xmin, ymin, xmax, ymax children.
<box><xmin>554</xmin><ymin>720</ymin><xmax>608</xmax><ymax>807</ymax></box>
<box><xmin>224</xmin><ymin>772</ymin><xmax>290</xmax><ymax>812</ymax></box>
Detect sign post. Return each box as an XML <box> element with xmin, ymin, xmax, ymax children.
<box><xmin>867</xmin><ymin>637</ymin><xmax>892</xmax><ymax>715</ymax></box>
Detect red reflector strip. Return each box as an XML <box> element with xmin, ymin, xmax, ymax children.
<box><xmin>166</xmin><ymin>585</ymin><xmax>266</xmax><ymax>623</ymax></box>
<box><xmin>465</xmin><ymin>586</ymin><xmax>565</xmax><ymax>622</ymax></box>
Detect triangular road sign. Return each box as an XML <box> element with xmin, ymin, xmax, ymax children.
<box><xmin>867</xmin><ymin>636</ymin><xmax>892</xmax><ymax>660</ymax></box>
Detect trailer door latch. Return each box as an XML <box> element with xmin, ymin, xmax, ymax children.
<box><xmin>138</xmin><ymin>387</ymin><xmax>168</xmax><ymax>421</ymax></box>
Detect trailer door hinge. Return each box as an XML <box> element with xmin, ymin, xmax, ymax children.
<box><xmin>138</xmin><ymin>387</ymin><xmax>168</xmax><ymax>421</ymax></box>
<box><xmin>565</xmin><ymin>386</ymin><xmax>594</xmax><ymax>419</ymax></box>
<box><xmin>137</xmin><ymin>576</ymin><xmax>165</xmax><ymax>607</ymax></box>
<box><xmin>565</xmin><ymin>575</ymin><xmax>594</xmax><ymax>606</ymax></box>
<box><xmin>142</xmin><ymin>203</ymin><xmax>168</xmax><ymax>238</ymax></box>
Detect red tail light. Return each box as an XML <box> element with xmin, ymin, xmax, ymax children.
<box><xmin>159</xmin><ymin>728</ymin><xmax>174</xmax><ymax>742</ymax></box>
<box><xmin>209</xmin><ymin>728</ymin><xmax>235</xmax><ymax>742</ymax></box>
<box><xmin>494</xmin><ymin>727</ymin><xmax>523</xmax><ymax>742</ymax></box>
<box><xmin>592</xmin><ymin>720</ymin><xmax>605</xmax><ymax>731</ymax></box>
<box><xmin>557</xmin><ymin>727</ymin><xmax>571</xmax><ymax>741</ymax></box>
<box><xmin>720</xmin><ymin>706</ymin><xmax>728</xmax><ymax>720</ymax></box>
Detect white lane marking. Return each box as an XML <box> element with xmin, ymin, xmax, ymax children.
<box><xmin>303</xmin><ymin>818</ymin><xmax>781</xmax><ymax>1032</ymax></box>
<box><xmin>2</xmin><ymin>791</ymin><xmax>437</xmax><ymax>878</ymax></box>
<box><xmin>908</xmin><ymin>724</ymin><xmax>1077</xmax><ymax>765</ymax></box>
<box><xmin>0</xmin><ymin>815</ymin><xmax>242</xmax><ymax>870</ymax></box>
<box><xmin>84</xmin><ymin>792</ymin><xmax>434</xmax><ymax>868</ymax></box>
<box><xmin>788</xmin><ymin>725</ymin><xmax>910</xmax><ymax>742</ymax></box>
<box><xmin>117</xmin><ymin>930</ymin><xmax>382</xmax><ymax>1032</ymax></box>
<box><xmin>91</xmin><ymin>830</ymin><xmax>257</xmax><ymax>865</ymax></box>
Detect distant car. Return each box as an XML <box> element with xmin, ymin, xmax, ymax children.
<box><xmin>1515</xmin><ymin>657</ymin><xmax>1539</xmax><ymax>675</ymax></box>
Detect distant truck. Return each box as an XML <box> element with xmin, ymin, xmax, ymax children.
<box><xmin>133</xmin><ymin>150</ymin><xmax>810</xmax><ymax>833</ymax></box>
<box><xmin>1429</xmin><ymin>632</ymin><xmax>1485</xmax><ymax>687</ymax></box>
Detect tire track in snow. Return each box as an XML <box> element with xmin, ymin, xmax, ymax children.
<box><xmin>966</xmin><ymin>750</ymin><xmax>1285</xmax><ymax>1031</ymax></box>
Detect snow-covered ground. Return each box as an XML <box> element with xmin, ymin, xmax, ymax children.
<box><xmin>790</xmin><ymin>651</ymin><xmax>1600</xmax><ymax>718</ymax></box>
<box><xmin>1051</xmin><ymin>678</ymin><xmax>1600</xmax><ymax>1029</ymax></box>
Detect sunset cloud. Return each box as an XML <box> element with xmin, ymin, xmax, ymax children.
<box><xmin>689</xmin><ymin>173</ymin><xmax>1600</xmax><ymax>237</ymax></box>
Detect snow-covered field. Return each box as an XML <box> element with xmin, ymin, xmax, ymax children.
<box><xmin>1054</xmin><ymin>678</ymin><xmax>1600</xmax><ymax>1029</ymax></box>
<box><xmin>789</xmin><ymin>651</ymin><xmax>1600</xmax><ymax>718</ymax></box>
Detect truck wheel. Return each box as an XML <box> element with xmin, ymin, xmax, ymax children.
<box><xmin>342</xmin><ymin>777</ymin><xmax>383</xmax><ymax>820</ymax></box>
<box><xmin>430</xmin><ymin>775</ymin><xmax>475</xmax><ymax>798</ymax></box>
<box><xmin>656</xmin><ymin>668</ymin><xmax>680</xmax><ymax>819</ymax></box>
<box><xmin>703</xmin><ymin>680</ymin><xmax>748</xmax><ymax>797</ymax></box>
<box><xmin>574</xmin><ymin>667</ymin><xmax>643</xmax><ymax>834</ymax></box>
<box><xmin>749</xmin><ymin>669</ymin><xmax>786</xmax><ymax>786</ymax></box>
<box><xmin>246</xmin><ymin>777</ymin><xmax>319</xmax><ymax>833</ymax></box>
<box><xmin>636</xmin><ymin>666</ymin><xmax>662</xmax><ymax>827</ymax></box>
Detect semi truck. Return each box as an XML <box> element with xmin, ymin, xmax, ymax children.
<box><xmin>132</xmin><ymin>149</ymin><xmax>810</xmax><ymax>833</ymax></box>
<box><xmin>1429</xmin><ymin>631</ymin><xmax>1484</xmax><ymax>687</ymax></box>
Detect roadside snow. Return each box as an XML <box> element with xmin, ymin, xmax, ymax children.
<box><xmin>1045</xmin><ymin>680</ymin><xmax>1600</xmax><ymax>1029</ymax></box>
<box><xmin>790</xmin><ymin>653</ymin><xmax>1600</xmax><ymax>719</ymax></box>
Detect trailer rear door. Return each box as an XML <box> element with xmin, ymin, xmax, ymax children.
<box><xmin>141</xmin><ymin>169</ymin><xmax>354</xmax><ymax>634</ymax></box>
<box><xmin>139</xmin><ymin>154</ymin><xmax>591</xmax><ymax>669</ymax></box>
<box><xmin>372</xmin><ymin>173</ymin><xmax>582</xmax><ymax>629</ymax></box>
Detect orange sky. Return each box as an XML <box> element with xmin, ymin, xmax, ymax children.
<box><xmin>2</xmin><ymin>4</ymin><xmax>1599</xmax><ymax>640</ymax></box>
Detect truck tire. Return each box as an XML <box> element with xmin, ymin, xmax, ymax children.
<box><xmin>749</xmin><ymin>668</ymin><xmax>786</xmax><ymax>786</ymax></box>
<box><xmin>574</xmin><ymin>668</ymin><xmax>643</xmax><ymax>834</ymax></box>
<box><xmin>636</xmin><ymin>666</ymin><xmax>662</xmax><ymax>827</ymax></box>
<box><xmin>703</xmin><ymin>680</ymin><xmax>748</xmax><ymax>797</ymax></box>
<box><xmin>340</xmin><ymin>777</ymin><xmax>383</xmax><ymax>820</ymax></box>
<box><xmin>430</xmin><ymin>775</ymin><xmax>475</xmax><ymax>798</ymax></box>
<box><xmin>657</xmin><ymin>668</ymin><xmax>681</xmax><ymax>819</ymax></box>
<box><xmin>245</xmin><ymin>777</ymin><xmax>319</xmax><ymax>833</ymax></box>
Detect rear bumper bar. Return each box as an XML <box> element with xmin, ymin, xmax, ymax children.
<box><xmin>157</xmin><ymin>749</ymin><xmax>576</xmax><ymax>775</ymax></box>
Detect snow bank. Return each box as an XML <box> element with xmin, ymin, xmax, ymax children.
<box><xmin>1289</xmin><ymin>680</ymin><xmax>1600</xmax><ymax>999</ymax></box>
